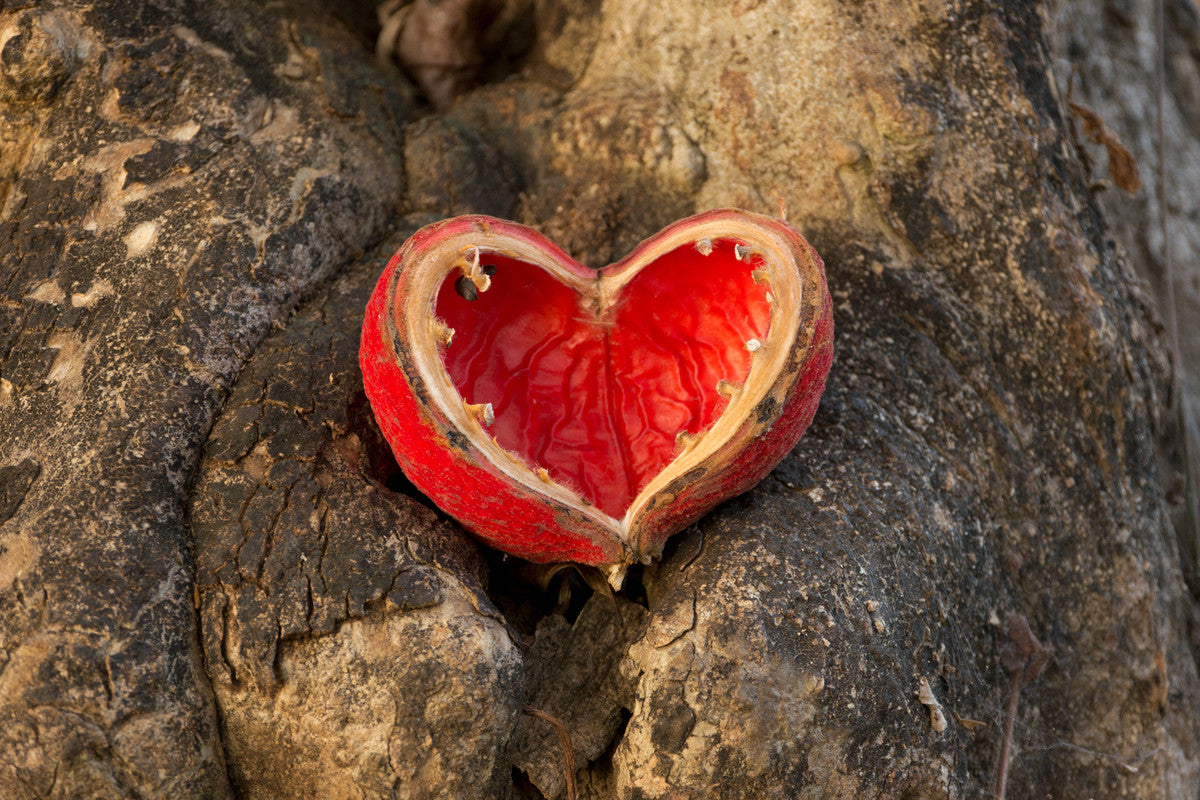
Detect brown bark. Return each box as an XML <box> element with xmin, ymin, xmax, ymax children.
<box><xmin>1</xmin><ymin>1</ymin><xmax>1198</xmax><ymax>798</ymax></box>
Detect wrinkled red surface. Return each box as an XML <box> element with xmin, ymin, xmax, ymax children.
<box><xmin>361</xmin><ymin>211</ymin><xmax>833</xmax><ymax>567</ymax></box>
<box><xmin>362</xmin><ymin>253</ymin><xmax>614</xmax><ymax>565</ymax></box>
<box><xmin>436</xmin><ymin>240</ymin><xmax>771</xmax><ymax>518</ymax></box>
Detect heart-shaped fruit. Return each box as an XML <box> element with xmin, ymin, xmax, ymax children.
<box><xmin>360</xmin><ymin>209</ymin><xmax>833</xmax><ymax>583</ymax></box>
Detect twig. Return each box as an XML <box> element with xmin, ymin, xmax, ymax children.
<box><xmin>523</xmin><ymin>705</ymin><xmax>578</xmax><ymax>800</ymax></box>
<box><xmin>993</xmin><ymin>614</ymin><xmax>1052</xmax><ymax>800</ymax></box>
<box><xmin>993</xmin><ymin>669</ymin><xmax>1021</xmax><ymax>800</ymax></box>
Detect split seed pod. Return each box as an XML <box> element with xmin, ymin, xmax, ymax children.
<box><xmin>360</xmin><ymin>209</ymin><xmax>833</xmax><ymax>585</ymax></box>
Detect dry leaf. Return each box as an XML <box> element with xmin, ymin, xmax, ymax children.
<box><xmin>954</xmin><ymin>711</ymin><xmax>987</xmax><ymax>730</ymax></box>
<box><xmin>1068</xmin><ymin>101</ymin><xmax>1142</xmax><ymax>194</ymax></box>
<box><xmin>916</xmin><ymin>677</ymin><xmax>948</xmax><ymax>733</ymax></box>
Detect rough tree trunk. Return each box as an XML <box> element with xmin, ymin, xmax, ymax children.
<box><xmin>1048</xmin><ymin>0</ymin><xmax>1200</xmax><ymax>605</ymax></box>
<box><xmin>1</xmin><ymin>1</ymin><xmax>1198</xmax><ymax>799</ymax></box>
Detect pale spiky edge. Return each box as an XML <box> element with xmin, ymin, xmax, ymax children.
<box><xmin>397</xmin><ymin>213</ymin><xmax>807</xmax><ymax>558</ymax></box>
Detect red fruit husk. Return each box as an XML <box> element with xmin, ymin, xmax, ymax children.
<box><xmin>360</xmin><ymin>209</ymin><xmax>833</xmax><ymax>583</ymax></box>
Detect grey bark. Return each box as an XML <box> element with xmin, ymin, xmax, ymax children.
<box><xmin>2</xmin><ymin>1</ymin><xmax>1198</xmax><ymax>799</ymax></box>
<box><xmin>1048</xmin><ymin>0</ymin><xmax>1200</xmax><ymax>599</ymax></box>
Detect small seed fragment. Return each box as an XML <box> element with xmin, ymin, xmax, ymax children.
<box><xmin>751</xmin><ymin>266</ymin><xmax>770</xmax><ymax>284</ymax></box>
<box><xmin>466</xmin><ymin>402</ymin><xmax>495</xmax><ymax>426</ymax></box>
<box><xmin>734</xmin><ymin>244</ymin><xmax>753</xmax><ymax>261</ymax></box>
<box><xmin>745</xmin><ymin>338</ymin><xmax>763</xmax><ymax>352</ymax></box>
<box><xmin>716</xmin><ymin>379</ymin><xmax>741</xmax><ymax>399</ymax></box>
<box><xmin>431</xmin><ymin>319</ymin><xmax>455</xmax><ymax>345</ymax></box>
<box><xmin>536</xmin><ymin>467</ymin><xmax>552</xmax><ymax>483</ymax></box>
<box><xmin>694</xmin><ymin>237</ymin><xmax>713</xmax><ymax>255</ymax></box>
<box><xmin>455</xmin><ymin>275</ymin><xmax>478</xmax><ymax>301</ymax></box>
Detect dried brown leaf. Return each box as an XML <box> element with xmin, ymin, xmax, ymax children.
<box><xmin>1003</xmin><ymin>613</ymin><xmax>1053</xmax><ymax>683</ymax></box>
<box><xmin>954</xmin><ymin>711</ymin><xmax>987</xmax><ymax>730</ymax></box>
<box><xmin>1068</xmin><ymin>101</ymin><xmax>1142</xmax><ymax>193</ymax></box>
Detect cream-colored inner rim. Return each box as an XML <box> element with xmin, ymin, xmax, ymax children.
<box><xmin>400</xmin><ymin>218</ymin><xmax>803</xmax><ymax>540</ymax></box>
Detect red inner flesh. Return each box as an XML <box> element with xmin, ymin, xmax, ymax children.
<box><xmin>435</xmin><ymin>240</ymin><xmax>772</xmax><ymax>519</ymax></box>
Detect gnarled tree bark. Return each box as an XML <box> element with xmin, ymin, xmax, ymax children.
<box><xmin>1</xmin><ymin>1</ymin><xmax>1197</xmax><ymax>798</ymax></box>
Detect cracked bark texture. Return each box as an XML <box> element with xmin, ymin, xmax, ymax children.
<box><xmin>3</xmin><ymin>1</ymin><xmax>1200</xmax><ymax>800</ymax></box>
<box><xmin>189</xmin><ymin>229</ymin><xmax>524</xmax><ymax>798</ymax></box>
<box><xmin>0</xmin><ymin>0</ymin><xmax>411</xmax><ymax>797</ymax></box>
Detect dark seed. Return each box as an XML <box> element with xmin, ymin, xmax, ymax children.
<box><xmin>455</xmin><ymin>275</ymin><xmax>478</xmax><ymax>301</ymax></box>
<box><xmin>482</xmin><ymin>263</ymin><xmax>498</xmax><ymax>276</ymax></box>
